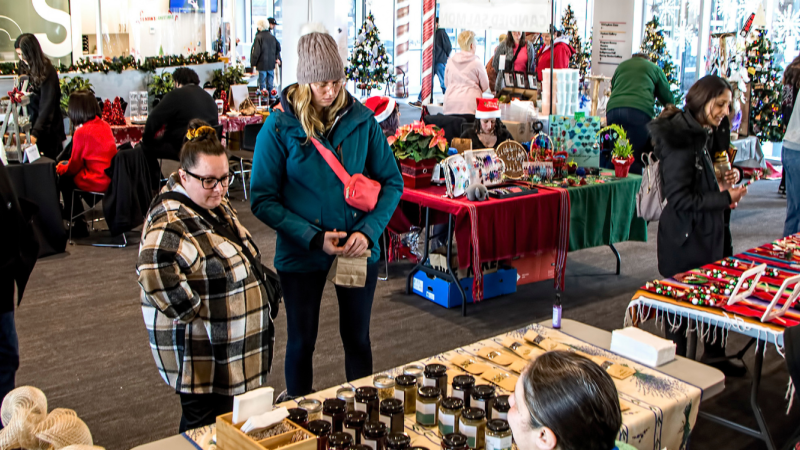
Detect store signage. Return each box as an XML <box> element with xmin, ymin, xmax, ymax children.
<box><xmin>136</xmin><ymin>11</ymin><xmax>180</xmax><ymax>24</ymax></box>
<box><xmin>591</xmin><ymin>0</ymin><xmax>637</xmax><ymax>78</ymax></box>
<box><xmin>438</xmin><ymin>0</ymin><xmax>551</xmax><ymax>33</ymax></box>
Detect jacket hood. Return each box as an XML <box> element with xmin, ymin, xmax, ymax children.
<box><xmin>449</xmin><ymin>51</ymin><xmax>481</xmax><ymax>69</ymax></box>
<box><xmin>554</xmin><ymin>36</ymin><xmax>571</xmax><ymax>46</ymax></box>
<box><xmin>648</xmin><ymin>109</ymin><xmax>731</xmax><ymax>159</ymax></box>
<box><xmin>277</xmin><ymin>83</ymin><xmax>374</xmax><ymax>146</ymax></box>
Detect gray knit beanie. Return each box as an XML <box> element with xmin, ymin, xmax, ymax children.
<box><xmin>297</xmin><ymin>23</ymin><xmax>345</xmax><ymax>84</ymax></box>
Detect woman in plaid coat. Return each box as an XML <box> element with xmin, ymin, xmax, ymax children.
<box><xmin>137</xmin><ymin>122</ymin><xmax>274</xmax><ymax>432</ymax></box>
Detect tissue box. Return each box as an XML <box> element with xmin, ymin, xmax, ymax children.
<box><xmin>216</xmin><ymin>415</ymin><xmax>316</xmax><ymax>450</ymax></box>
<box><xmin>233</xmin><ymin>386</ymin><xmax>274</xmax><ymax>424</ymax></box>
<box><xmin>610</xmin><ymin>327</ymin><xmax>676</xmax><ymax>367</ymax></box>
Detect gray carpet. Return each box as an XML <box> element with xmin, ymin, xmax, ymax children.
<box><xmin>13</xmin><ymin>145</ymin><xmax>797</xmax><ymax>448</ymax></box>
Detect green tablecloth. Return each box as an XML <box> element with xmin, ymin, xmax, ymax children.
<box><xmin>568</xmin><ymin>174</ymin><xmax>648</xmax><ymax>251</ymax></box>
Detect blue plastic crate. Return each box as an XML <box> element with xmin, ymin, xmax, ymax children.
<box><xmin>412</xmin><ymin>268</ymin><xmax>518</xmax><ymax>308</ymax></box>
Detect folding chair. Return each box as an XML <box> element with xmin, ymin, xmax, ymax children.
<box><xmin>68</xmin><ymin>189</ymin><xmax>127</xmax><ymax>247</ymax></box>
<box><xmin>228</xmin><ymin>122</ymin><xmax>263</xmax><ymax>200</ymax></box>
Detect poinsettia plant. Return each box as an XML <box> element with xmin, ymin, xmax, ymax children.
<box><xmin>388</xmin><ymin>121</ymin><xmax>448</xmax><ymax>162</ymax></box>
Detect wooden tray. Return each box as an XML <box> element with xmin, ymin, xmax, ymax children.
<box><xmin>216</xmin><ymin>415</ymin><xmax>317</xmax><ymax>450</ymax></box>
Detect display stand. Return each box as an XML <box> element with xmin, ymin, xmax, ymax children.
<box><xmin>586</xmin><ymin>75</ymin><xmax>611</xmax><ymax>116</ymax></box>
<box><xmin>0</xmin><ymin>80</ymin><xmax>31</xmax><ymax>163</ymax></box>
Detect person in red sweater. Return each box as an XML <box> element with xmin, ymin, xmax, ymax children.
<box><xmin>536</xmin><ymin>31</ymin><xmax>576</xmax><ymax>81</ymax></box>
<box><xmin>57</xmin><ymin>90</ymin><xmax>118</xmax><ymax>236</ymax></box>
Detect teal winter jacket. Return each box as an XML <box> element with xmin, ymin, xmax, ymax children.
<box><xmin>250</xmin><ymin>86</ymin><xmax>404</xmax><ymax>273</ymax></box>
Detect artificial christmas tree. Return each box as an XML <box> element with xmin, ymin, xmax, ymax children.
<box><xmin>561</xmin><ymin>5</ymin><xmax>588</xmax><ymax>80</ymax></box>
<box><xmin>640</xmin><ymin>17</ymin><xmax>683</xmax><ymax>109</ymax></box>
<box><xmin>746</xmin><ymin>28</ymin><xmax>785</xmax><ymax>142</ymax></box>
<box><xmin>346</xmin><ymin>12</ymin><xmax>395</xmax><ymax>95</ymax></box>
<box><xmin>102</xmin><ymin>98</ymin><xmax>126</xmax><ymax>126</ymax></box>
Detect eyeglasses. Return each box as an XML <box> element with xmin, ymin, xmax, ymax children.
<box><xmin>184</xmin><ymin>169</ymin><xmax>234</xmax><ymax>190</ymax></box>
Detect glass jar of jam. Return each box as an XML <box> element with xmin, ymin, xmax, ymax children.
<box><xmin>394</xmin><ymin>375</ymin><xmax>417</xmax><ymax>415</ymax></box>
<box><xmin>470</xmin><ymin>385</ymin><xmax>495</xmax><ymax>418</ymax></box>
<box><xmin>403</xmin><ymin>364</ymin><xmax>425</xmax><ymax>387</ymax></box>
<box><xmin>362</xmin><ymin>421</ymin><xmax>388</xmax><ymax>450</ymax></box>
<box><xmin>490</xmin><ymin>396</ymin><xmax>509</xmax><ymax>421</ymax></box>
<box><xmin>451</xmin><ymin>375</ymin><xmax>475</xmax><ymax>409</ymax></box>
<box><xmin>385</xmin><ymin>432</ymin><xmax>411</xmax><ymax>450</ymax></box>
<box><xmin>423</xmin><ymin>364</ymin><xmax>448</xmax><ymax>391</ymax></box>
<box><xmin>484</xmin><ymin>420</ymin><xmax>512</xmax><ymax>450</ymax></box>
<box><xmin>379</xmin><ymin>398</ymin><xmax>404</xmax><ymax>434</ymax></box>
<box><xmin>459</xmin><ymin>408</ymin><xmax>486</xmax><ymax>450</ymax></box>
<box><xmin>441</xmin><ymin>432</ymin><xmax>469</xmax><ymax>450</ymax></box>
<box><xmin>355</xmin><ymin>387</ymin><xmax>380</xmax><ymax>422</ymax></box>
<box><xmin>288</xmin><ymin>407</ymin><xmax>310</xmax><ymax>429</ymax></box>
<box><xmin>374</xmin><ymin>374</ymin><xmax>396</xmax><ymax>401</ymax></box>
<box><xmin>438</xmin><ymin>397</ymin><xmax>464</xmax><ymax>436</ymax></box>
<box><xmin>329</xmin><ymin>432</ymin><xmax>354</xmax><ymax>450</ymax></box>
<box><xmin>344</xmin><ymin>411</ymin><xmax>368</xmax><ymax>445</ymax></box>
<box><xmin>416</xmin><ymin>386</ymin><xmax>441</xmax><ymax>427</ymax></box>
<box><xmin>338</xmin><ymin>387</ymin><xmax>357</xmax><ymax>412</ymax></box>
<box><xmin>323</xmin><ymin>398</ymin><xmax>348</xmax><ymax>433</ymax></box>
<box><xmin>300</xmin><ymin>398</ymin><xmax>324</xmax><ymax>422</ymax></box>
<box><xmin>308</xmin><ymin>419</ymin><xmax>332</xmax><ymax>450</ymax></box>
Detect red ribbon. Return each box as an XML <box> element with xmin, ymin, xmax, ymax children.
<box><xmin>6</xmin><ymin>87</ymin><xmax>22</xmax><ymax>104</ymax></box>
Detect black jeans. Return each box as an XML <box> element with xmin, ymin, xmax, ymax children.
<box><xmin>57</xmin><ymin>176</ymin><xmax>94</xmax><ymax>227</ymax></box>
<box><xmin>279</xmin><ymin>263</ymin><xmax>379</xmax><ymax>396</ymax></box>
<box><xmin>607</xmin><ymin>107</ymin><xmax>654</xmax><ymax>175</ymax></box>
<box><xmin>0</xmin><ymin>287</ymin><xmax>19</xmax><ymax>431</ymax></box>
<box><xmin>178</xmin><ymin>392</ymin><xmax>234</xmax><ymax>433</ymax></box>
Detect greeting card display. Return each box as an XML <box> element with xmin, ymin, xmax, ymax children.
<box><xmin>444</xmin><ymin>154</ymin><xmax>470</xmax><ymax>198</ymax></box>
<box><xmin>549</xmin><ymin>115</ymin><xmax>602</xmax><ymax>167</ymax></box>
<box><xmin>464</xmin><ymin>149</ymin><xmax>505</xmax><ymax>187</ymax></box>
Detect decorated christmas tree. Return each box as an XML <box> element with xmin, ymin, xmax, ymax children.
<box><xmin>561</xmin><ymin>5</ymin><xmax>588</xmax><ymax>79</ymax></box>
<box><xmin>346</xmin><ymin>12</ymin><xmax>395</xmax><ymax>93</ymax></box>
<box><xmin>746</xmin><ymin>28</ymin><xmax>785</xmax><ymax>142</ymax></box>
<box><xmin>640</xmin><ymin>17</ymin><xmax>683</xmax><ymax>108</ymax></box>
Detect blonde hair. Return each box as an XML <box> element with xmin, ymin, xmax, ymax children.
<box><xmin>257</xmin><ymin>20</ymin><xmax>267</xmax><ymax>31</ymax></box>
<box><xmin>286</xmin><ymin>82</ymin><xmax>348</xmax><ymax>143</ymax></box>
<box><xmin>498</xmin><ymin>34</ymin><xmax>507</xmax><ymax>44</ymax></box>
<box><xmin>458</xmin><ymin>30</ymin><xmax>476</xmax><ymax>52</ymax></box>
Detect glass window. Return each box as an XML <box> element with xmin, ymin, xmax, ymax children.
<box><xmin>372</xmin><ymin>2</ymin><xmax>396</xmax><ymax>66</ymax></box>
<box><xmin>645</xmin><ymin>0</ymin><xmax>701</xmax><ymax>94</ymax></box>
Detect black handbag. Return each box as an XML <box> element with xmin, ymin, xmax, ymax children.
<box><xmin>154</xmin><ymin>192</ymin><xmax>282</xmax><ymax>319</ymax></box>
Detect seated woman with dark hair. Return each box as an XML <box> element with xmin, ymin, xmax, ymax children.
<box><xmin>364</xmin><ymin>96</ymin><xmax>400</xmax><ymax>138</ymax></box>
<box><xmin>57</xmin><ymin>90</ymin><xmax>118</xmax><ymax>237</ymax></box>
<box><xmin>460</xmin><ymin>98</ymin><xmax>513</xmax><ymax>149</ymax></box>
<box><xmin>508</xmin><ymin>351</ymin><xmax>635</xmax><ymax>450</ymax></box>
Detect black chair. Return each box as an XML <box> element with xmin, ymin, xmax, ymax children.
<box><xmin>228</xmin><ymin>122</ymin><xmax>263</xmax><ymax>200</ymax></box>
<box><xmin>67</xmin><ymin>189</ymin><xmax>128</xmax><ymax>247</ymax></box>
<box><xmin>213</xmin><ymin>124</ymin><xmax>224</xmax><ymax>142</ymax></box>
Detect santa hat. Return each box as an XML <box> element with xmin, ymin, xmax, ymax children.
<box><xmin>475</xmin><ymin>98</ymin><xmax>501</xmax><ymax>119</ymax></box>
<box><xmin>364</xmin><ymin>96</ymin><xmax>397</xmax><ymax>123</ymax></box>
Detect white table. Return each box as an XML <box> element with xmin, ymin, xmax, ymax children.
<box><xmin>131</xmin><ymin>319</ymin><xmax>724</xmax><ymax>450</ymax></box>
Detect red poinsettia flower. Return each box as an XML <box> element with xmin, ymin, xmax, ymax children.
<box><xmin>387</xmin><ymin>135</ymin><xmax>397</xmax><ymax>146</ymax></box>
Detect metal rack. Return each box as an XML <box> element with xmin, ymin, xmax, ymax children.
<box><xmin>0</xmin><ymin>80</ymin><xmax>31</xmax><ymax>163</ymax></box>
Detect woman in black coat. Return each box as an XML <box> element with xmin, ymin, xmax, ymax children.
<box><xmin>15</xmin><ymin>34</ymin><xmax>65</xmax><ymax>160</ymax></box>
<box><xmin>648</xmin><ymin>75</ymin><xmax>748</xmax><ymax>372</ymax></box>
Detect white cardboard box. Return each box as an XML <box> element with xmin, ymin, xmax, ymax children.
<box><xmin>610</xmin><ymin>327</ymin><xmax>676</xmax><ymax>367</ymax></box>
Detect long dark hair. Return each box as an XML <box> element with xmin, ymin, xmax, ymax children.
<box><xmin>659</xmin><ymin>75</ymin><xmax>731</xmax><ymax>124</ymax></box>
<box><xmin>505</xmin><ymin>31</ymin><xmax>526</xmax><ymax>49</ymax></box>
<box><xmin>474</xmin><ymin>118</ymin><xmax>503</xmax><ymax>136</ymax></box>
<box><xmin>379</xmin><ymin>106</ymin><xmax>400</xmax><ymax>138</ymax></box>
<box><xmin>15</xmin><ymin>34</ymin><xmax>53</xmax><ymax>86</ymax></box>
<box><xmin>784</xmin><ymin>54</ymin><xmax>800</xmax><ymax>88</ymax></box>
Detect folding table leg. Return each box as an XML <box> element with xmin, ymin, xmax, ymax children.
<box><xmin>406</xmin><ymin>207</ymin><xmax>433</xmax><ymax>294</ymax></box>
<box><xmin>609</xmin><ymin>243</ymin><xmax>621</xmax><ymax>275</ymax></box>
<box><xmin>442</xmin><ymin>214</ymin><xmax>467</xmax><ymax>317</ymax></box>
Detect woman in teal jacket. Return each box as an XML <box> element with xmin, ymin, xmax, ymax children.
<box><xmin>250</xmin><ymin>25</ymin><xmax>403</xmax><ymax>397</ymax></box>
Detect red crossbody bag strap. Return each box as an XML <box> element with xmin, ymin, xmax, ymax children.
<box><xmin>310</xmin><ymin>137</ymin><xmax>352</xmax><ymax>184</ymax></box>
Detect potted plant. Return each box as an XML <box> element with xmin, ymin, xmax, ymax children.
<box><xmin>598</xmin><ymin>124</ymin><xmax>634</xmax><ymax>178</ymax></box>
<box><xmin>148</xmin><ymin>72</ymin><xmax>175</xmax><ymax>108</ymax></box>
<box><xmin>210</xmin><ymin>66</ymin><xmax>247</xmax><ymax>100</ymax></box>
<box><xmin>389</xmin><ymin>121</ymin><xmax>448</xmax><ymax>188</ymax></box>
<box><xmin>59</xmin><ymin>76</ymin><xmax>93</xmax><ymax>115</ymax></box>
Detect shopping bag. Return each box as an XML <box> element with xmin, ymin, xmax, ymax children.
<box><xmin>327</xmin><ymin>250</ymin><xmax>372</xmax><ymax>288</ymax></box>
<box><xmin>636</xmin><ymin>152</ymin><xmax>666</xmax><ymax>221</ymax></box>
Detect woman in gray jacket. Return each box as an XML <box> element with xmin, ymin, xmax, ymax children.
<box><xmin>491</xmin><ymin>32</ymin><xmax>536</xmax><ymax>93</ymax></box>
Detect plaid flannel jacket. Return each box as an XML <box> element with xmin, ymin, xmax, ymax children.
<box><xmin>137</xmin><ymin>175</ymin><xmax>273</xmax><ymax>395</ymax></box>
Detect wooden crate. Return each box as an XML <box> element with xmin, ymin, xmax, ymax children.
<box><xmin>216</xmin><ymin>415</ymin><xmax>317</xmax><ymax>450</ymax></box>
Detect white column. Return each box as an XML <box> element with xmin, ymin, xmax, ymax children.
<box><xmin>70</xmin><ymin>0</ymin><xmax>83</xmax><ymax>62</ymax></box>
<box><xmin>205</xmin><ymin>0</ymin><xmax>212</xmax><ymax>52</ymax></box>
<box><xmin>95</xmin><ymin>0</ymin><xmax>103</xmax><ymax>56</ymax></box>
<box><xmin>697</xmin><ymin>0</ymin><xmax>711</xmax><ymax>79</ymax></box>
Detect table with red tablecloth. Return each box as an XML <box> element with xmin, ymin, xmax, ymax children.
<box><xmin>219</xmin><ymin>114</ymin><xmax>263</xmax><ymax>135</ymax></box>
<box><xmin>111</xmin><ymin>119</ymin><xmax>144</xmax><ymax>146</ymax></box>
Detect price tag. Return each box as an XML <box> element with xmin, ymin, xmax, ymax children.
<box><xmin>499</xmin><ymin>55</ymin><xmax>506</xmax><ymax>69</ymax></box>
<box><xmin>23</xmin><ymin>144</ymin><xmax>40</xmax><ymax>163</ymax></box>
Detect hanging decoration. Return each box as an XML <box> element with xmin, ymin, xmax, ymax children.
<box><xmin>746</xmin><ymin>28</ymin><xmax>785</xmax><ymax>142</ymax></box>
<box><xmin>640</xmin><ymin>17</ymin><xmax>684</xmax><ymax>111</ymax></box>
<box><xmin>57</xmin><ymin>52</ymin><xmax>221</xmax><ymax>74</ymax></box>
<box><xmin>346</xmin><ymin>12</ymin><xmax>395</xmax><ymax>95</ymax></box>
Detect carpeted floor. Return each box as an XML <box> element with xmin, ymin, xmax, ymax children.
<box><xmin>13</xmin><ymin>138</ymin><xmax>797</xmax><ymax>448</ymax></box>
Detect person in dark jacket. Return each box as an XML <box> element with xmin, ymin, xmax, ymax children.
<box><xmin>15</xmin><ymin>34</ymin><xmax>65</xmax><ymax>160</ymax></box>
<box><xmin>0</xmin><ymin>161</ymin><xmax>39</xmax><ymax>406</ymax></box>
<box><xmin>461</xmin><ymin>98</ymin><xmax>513</xmax><ymax>149</ymax></box>
<box><xmin>250</xmin><ymin>25</ymin><xmax>403</xmax><ymax>398</ymax></box>
<box><xmin>410</xmin><ymin>18</ymin><xmax>451</xmax><ymax>106</ymax></box>
<box><xmin>648</xmin><ymin>75</ymin><xmax>748</xmax><ymax>374</ymax></box>
<box><xmin>251</xmin><ymin>18</ymin><xmax>282</xmax><ymax>98</ymax></box>
<box><xmin>782</xmin><ymin>54</ymin><xmax>800</xmax><ymax>232</ymax></box>
<box><xmin>142</xmin><ymin>68</ymin><xmax>218</xmax><ymax>168</ymax></box>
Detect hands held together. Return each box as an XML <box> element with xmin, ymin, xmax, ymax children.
<box><xmin>322</xmin><ymin>230</ymin><xmax>369</xmax><ymax>258</ymax></box>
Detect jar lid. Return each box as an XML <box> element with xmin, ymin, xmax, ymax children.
<box><xmin>487</xmin><ymin>419</ymin><xmax>510</xmax><ymax>432</ymax></box>
<box><xmin>298</xmin><ymin>398</ymin><xmax>323</xmax><ymax>413</ymax></box>
<box><xmin>363</xmin><ymin>420</ymin><xmax>388</xmax><ymax>437</ymax></box>
<box><xmin>418</xmin><ymin>386</ymin><xmax>441</xmax><ymax>399</ymax></box>
<box><xmin>307</xmin><ymin>419</ymin><xmax>332</xmax><ymax>436</ymax></box>
<box><xmin>440</xmin><ymin>397</ymin><xmax>464</xmax><ymax>410</ymax></box>
<box><xmin>403</xmin><ymin>364</ymin><xmax>424</xmax><ymax>377</ymax></box>
<box><xmin>492</xmin><ymin>395</ymin><xmax>510</xmax><ymax>412</ymax></box>
<box><xmin>452</xmin><ymin>375</ymin><xmax>475</xmax><ymax>388</ymax></box>
<box><xmin>287</xmin><ymin>408</ymin><xmax>309</xmax><ymax>423</ymax></box>
<box><xmin>385</xmin><ymin>432</ymin><xmax>411</xmax><ymax>448</ymax></box>
<box><xmin>373</xmin><ymin>374</ymin><xmax>395</xmax><ymax>389</ymax></box>
<box><xmin>471</xmin><ymin>384</ymin><xmax>496</xmax><ymax>399</ymax></box>
<box><xmin>461</xmin><ymin>407</ymin><xmax>486</xmax><ymax>421</ymax></box>
<box><xmin>345</xmin><ymin>411</ymin><xmax>368</xmax><ymax>425</ymax></box>
<box><xmin>329</xmin><ymin>432</ymin><xmax>355</xmax><ymax>447</ymax></box>
<box><xmin>355</xmin><ymin>386</ymin><xmax>378</xmax><ymax>400</ymax></box>
<box><xmin>337</xmin><ymin>387</ymin><xmax>356</xmax><ymax>403</ymax></box>
<box><xmin>380</xmin><ymin>398</ymin><xmax>404</xmax><ymax>414</ymax></box>
<box><xmin>323</xmin><ymin>398</ymin><xmax>347</xmax><ymax>413</ymax></box>
<box><xmin>442</xmin><ymin>432</ymin><xmax>469</xmax><ymax>448</ymax></box>
<box><xmin>395</xmin><ymin>375</ymin><xmax>417</xmax><ymax>387</ymax></box>
<box><xmin>424</xmin><ymin>363</ymin><xmax>447</xmax><ymax>376</ymax></box>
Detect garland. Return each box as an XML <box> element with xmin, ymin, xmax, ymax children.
<box><xmin>57</xmin><ymin>52</ymin><xmax>221</xmax><ymax>75</ymax></box>
<box><xmin>0</xmin><ymin>62</ymin><xmax>20</xmax><ymax>76</ymax></box>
